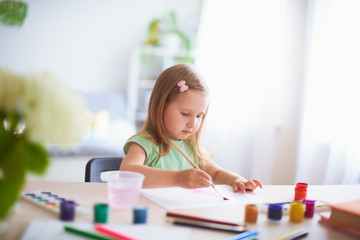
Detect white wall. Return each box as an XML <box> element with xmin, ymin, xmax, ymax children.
<box><xmin>0</xmin><ymin>0</ymin><xmax>202</xmax><ymax>93</ymax></box>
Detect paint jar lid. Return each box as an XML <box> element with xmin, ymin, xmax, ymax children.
<box><xmin>290</xmin><ymin>201</ymin><xmax>305</xmax><ymax>210</ymax></box>
<box><xmin>303</xmin><ymin>199</ymin><xmax>315</xmax><ymax>206</ymax></box>
<box><xmin>295</xmin><ymin>182</ymin><xmax>308</xmax><ymax>189</ymax></box>
<box><xmin>246</xmin><ymin>204</ymin><xmax>258</xmax><ymax>210</ymax></box>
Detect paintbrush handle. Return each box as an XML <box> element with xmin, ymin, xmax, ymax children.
<box><xmin>170</xmin><ymin>141</ymin><xmax>227</xmax><ymax>200</ymax></box>
<box><xmin>171</xmin><ymin>140</ymin><xmax>214</xmax><ymax>188</ymax></box>
<box><xmin>170</xmin><ymin>141</ymin><xmax>198</xmax><ymax>169</ymax></box>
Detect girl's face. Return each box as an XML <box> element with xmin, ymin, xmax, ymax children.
<box><xmin>163</xmin><ymin>89</ymin><xmax>209</xmax><ymax>140</ymax></box>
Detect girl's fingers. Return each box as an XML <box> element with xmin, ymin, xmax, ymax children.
<box><xmin>238</xmin><ymin>182</ymin><xmax>246</xmax><ymax>193</ymax></box>
<box><xmin>233</xmin><ymin>179</ymin><xmax>263</xmax><ymax>193</ymax></box>
<box><xmin>233</xmin><ymin>184</ymin><xmax>240</xmax><ymax>192</ymax></box>
<box><xmin>192</xmin><ymin>169</ymin><xmax>212</xmax><ymax>188</ymax></box>
<box><xmin>253</xmin><ymin>179</ymin><xmax>263</xmax><ymax>188</ymax></box>
<box><xmin>199</xmin><ymin>170</ymin><xmax>212</xmax><ymax>181</ymax></box>
<box><xmin>232</xmin><ymin>180</ymin><xmax>246</xmax><ymax>193</ymax></box>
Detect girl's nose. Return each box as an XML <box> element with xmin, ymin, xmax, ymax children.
<box><xmin>187</xmin><ymin>117</ymin><xmax>196</xmax><ymax>128</ymax></box>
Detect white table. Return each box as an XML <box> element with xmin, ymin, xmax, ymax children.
<box><xmin>4</xmin><ymin>182</ymin><xmax>360</xmax><ymax>240</ymax></box>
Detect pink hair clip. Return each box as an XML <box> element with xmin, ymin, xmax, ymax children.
<box><xmin>177</xmin><ymin>80</ymin><xmax>189</xmax><ymax>92</ymax></box>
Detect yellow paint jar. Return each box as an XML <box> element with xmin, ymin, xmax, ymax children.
<box><xmin>289</xmin><ymin>201</ymin><xmax>305</xmax><ymax>222</ymax></box>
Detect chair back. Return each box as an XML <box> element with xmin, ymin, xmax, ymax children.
<box><xmin>85</xmin><ymin>157</ymin><xmax>123</xmax><ymax>182</ymax></box>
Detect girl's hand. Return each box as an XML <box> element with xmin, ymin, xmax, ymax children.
<box><xmin>176</xmin><ymin>169</ymin><xmax>212</xmax><ymax>189</ymax></box>
<box><xmin>232</xmin><ymin>179</ymin><xmax>263</xmax><ymax>193</ymax></box>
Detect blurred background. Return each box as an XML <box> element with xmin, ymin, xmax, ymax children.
<box><xmin>1</xmin><ymin>0</ymin><xmax>359</xmax><ymax>185</ymax></box>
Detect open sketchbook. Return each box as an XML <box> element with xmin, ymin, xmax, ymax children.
<box><xmin>22</xmin><ymin>220</ymin><xmax>190</xmax><ymax>240</ymax></box>
<box><xmin>141</xmin><ymin>184</ymin><xmax>269</xmax><ymax>210</ymax></box>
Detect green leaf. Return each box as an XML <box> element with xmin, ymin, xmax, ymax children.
<box><xmin>175</xmin><ymin>30</ymin><xmax>191</xmax><ymax>51</ymax></box>
<box><xmin>0</xmin><ymin>173</ymin><xmax>25</xmax><ymax>220</ymax></box>
<box><xmin>0</xmin><ymin>119</ymin><xmax>15</xmax><ymax>156</ymax></box>
<box><xmin>23</xmin><ymin>140</ymin><xmax>50</xmax><ymax>174</ymax></box>
<box><xmin>3</xmin><ymin>112</ymin><xmax>21</xmax><ymax>133</ymax></box>
<box><xmin>0</xmin><ymin>0</ymin><xmax>27</xmax><ymax>26</ymax></box>
<box><xmin>144</xmin><ymin>19</ymin><xmax>161</xmax><ymax>46</ymax></box>
<box><xmin>0</xmin><ymin>138</ymin><xmax>26</xmax><ymax>219</ymax></box>
<box><xmin>0</xmin><ymin>132</ymin><xmax>49</xmax><ymax>219</ymax></box>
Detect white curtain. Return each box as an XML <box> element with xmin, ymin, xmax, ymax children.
<box><xmin>296</xmin><ymin>0</ymin><xmax>360</xmax><ymax>184</ymax></box>
<box><xmin>196</xmin><ymin>0</ymin><xmax>307</xmax><ymax>184</ymax></box>
<box><xmin>196</xmin><ymin>0</ymin><xmax>360</xmax><ymax>184</ymax></box>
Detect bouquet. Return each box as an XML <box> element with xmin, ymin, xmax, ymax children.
<box><xmin>0</xmin><ymin>69</ymin><xmax>88</xmax><ymax>220</ymax></box>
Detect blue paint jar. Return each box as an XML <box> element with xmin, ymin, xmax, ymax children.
<box><xmin>268</xmin><ymin>203</ymin><xmax>283</xmax><ymax>221</ymax></box>
<box><xmin>133</xmin><ymin>205</ymin><xmax>148</xmax><ymax>224</ymax></box>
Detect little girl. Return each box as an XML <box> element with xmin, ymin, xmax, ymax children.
<box><xmin>120</xmin><ymin>64</ymin><xmax>262</xmax><ymax>193</ymax></box>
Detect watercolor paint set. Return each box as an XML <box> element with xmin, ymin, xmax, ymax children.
<box><xmin>21</xmin><ymin>191</ymin><xmax>91</xmax><ymax>216</ymax></box>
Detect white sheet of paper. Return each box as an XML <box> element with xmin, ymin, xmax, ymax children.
<box><xmin>21</xmin><ymin>220</ymin><xmax>190</xmax><ymax>240</ymax></box>
<box><xmin>141</xmin><ymin>184</ymin><xmax>270</xmax><ymax>209</ymax></box>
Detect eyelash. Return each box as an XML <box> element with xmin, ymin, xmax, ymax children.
<box><xmin>181</xmin><ymin>112</ymin><xmax>203</xmax><ymax>118</ymax></box>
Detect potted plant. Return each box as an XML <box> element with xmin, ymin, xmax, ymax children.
<box><xmin>142</xmin><ymin>10</ymin><xmax>194</xmax><ymax>64</ymax></box>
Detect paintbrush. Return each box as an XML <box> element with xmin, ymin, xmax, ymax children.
<box><xmin>170</xmin><ymin>141</ymin><xmax>229</xmax><ymax>200</ymax></box>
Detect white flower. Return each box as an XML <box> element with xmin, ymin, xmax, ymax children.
<box><xmin>0</xmin><ymin>69</ymin><xmax>26</xmax><ymax>113</ymax></box>
<box><xmin>0</xmin><ymin>69</ymin><xmax>88</xmax><ymax>144</ymax></box>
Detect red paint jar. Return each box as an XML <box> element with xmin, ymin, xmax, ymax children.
<box><xmin>294</xmin><ymin>182</ymin><xmax>308</xmax><ymax>201</ymax></box>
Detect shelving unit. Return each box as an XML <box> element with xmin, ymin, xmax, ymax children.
<box><xmin>127</xmin><ymin>45</ymin><xmax>194</xmax><ymax>129</ymax></box>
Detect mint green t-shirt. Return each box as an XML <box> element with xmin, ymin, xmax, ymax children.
<box><xmin>123</xmin><ymin>135</ymin><xmax>198</xmax><ymax>170</ymax></box>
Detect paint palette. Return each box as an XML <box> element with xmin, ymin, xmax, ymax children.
<box><xmin>21</xmin><ymin>191</ymin><xmax>91</xmax><ymax>216</ymax></box>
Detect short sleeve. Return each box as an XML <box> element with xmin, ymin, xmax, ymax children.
<box><xmin>123</xmin><ymin>135</ymin><xmax>154</xmax><ymax>158</ymax></box>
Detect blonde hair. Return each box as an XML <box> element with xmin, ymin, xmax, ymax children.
<box><xmin>137</xmin><ymin>64</ymin><xmax>211</xmax><ymax>166</ymax></box>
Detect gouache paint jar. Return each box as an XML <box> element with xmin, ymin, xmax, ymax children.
<box><xmin>294</xmin><ymin>182</ymin><xmax>308</xmax><ymax>201</ymax></box>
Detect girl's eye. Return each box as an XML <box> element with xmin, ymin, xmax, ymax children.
<box><xmin>196</xmin><ymin>115</ymin><xmax>203</xmax><ymax>119</ymax></box>
<box><xmin>181</xmin><ymin>112</ymin><xmax>189</xmax><ymax>116</ymax></box>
